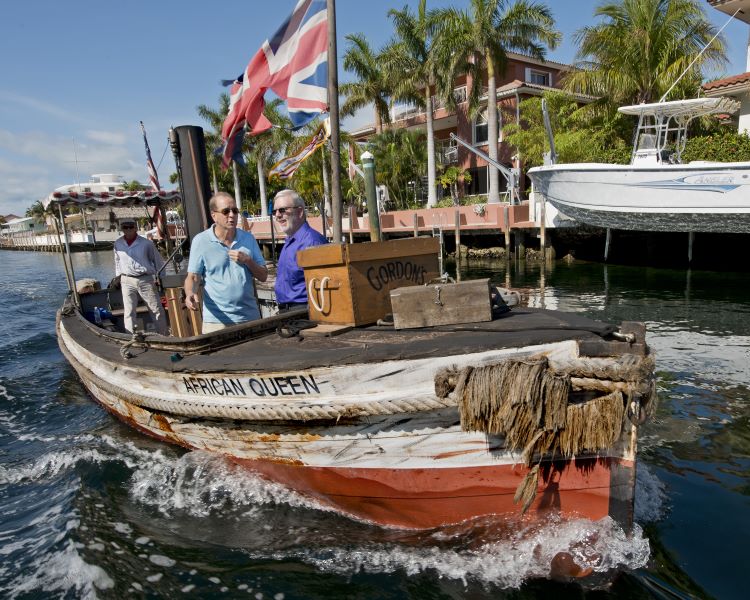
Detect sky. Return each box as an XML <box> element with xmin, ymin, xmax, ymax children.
<box><xmin>1</xmin><ymin>0</ymin><xmax>748</xmax><ymax>217</ymax></box>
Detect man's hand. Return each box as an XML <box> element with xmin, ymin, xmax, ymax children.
<box><xmin>228</xmin><ymin>249</ymin><xmax>247</xmax><ymax>265</ymax></box>
<box><xmin>185</xmin><ymin>292</ymin><xmax>201</xmax><ymax>311</ymax></box>
<box><xmin>183</xmin><ymin>272</ymin><xmax>202</xmax><ymax>311</ymax></box>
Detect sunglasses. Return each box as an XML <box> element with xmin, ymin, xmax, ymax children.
<box><xmin>273</xmin><ymin>206</ymin><xmax>300</xmax><ymax>216</ymax></box>
<box><xmin>121</xmin><ymin>224</ymin><xmax>135</xmax><ymax>229</ymax></box>
<box><xmin>215</xmin><ymin>207</ymin><xmax>240</xmax><ymax>216</ymax></box>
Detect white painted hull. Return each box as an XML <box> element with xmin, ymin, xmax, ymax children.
<box><xmin>527</xmin><ymin>162</ymin><xmax>750</xmax><ymax>232</ymax></box>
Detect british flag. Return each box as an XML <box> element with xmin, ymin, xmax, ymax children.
<box><xmin>220</xmin><ymin>0</ymin><xmax>328</xmax><ymax>168</ymax></box>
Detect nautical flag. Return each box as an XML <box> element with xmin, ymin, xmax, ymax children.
<box><xmin>140</xmin><ymin>121</ymin><xmax>166</xmax><ymax>239</ymax></box>
<box><xmin>220</xmin><ymin>0</ymin><xmax>328</xmax><ymax>168</ymax></box>
<box><xmin>268</xmin><ymin>119</ymin><xmax>329</xmax><ymax>180</ymax></box>
<box><xmin>140</xmin><ymin>121</ymin><xmax>161</xmax><ymax>191</ymax></box>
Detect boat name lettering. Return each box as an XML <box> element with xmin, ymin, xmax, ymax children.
<box><xmin>366</xmin><ymin>261</ymin><xmax>426</xmax><ymax>290</ymax></box>
<box><xmin>688</xmin><ymin>174</ymin><xmax>733</xmax><ymax>185</ymax></box>
<box><xmin>182</xmin><ymin>374</ymin><xmax>320</xmax><ymax>397</ymax></box>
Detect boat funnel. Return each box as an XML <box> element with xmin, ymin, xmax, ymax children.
<box><xmin>170</xmin><ymin>125</ymin><xmax>212</xmax><ymax>244</ymax></box>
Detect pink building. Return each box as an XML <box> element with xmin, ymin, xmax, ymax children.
<box><xmin>350</xmin><ymin>52</ymin><xmax>590</xmax><ymax>199</ymax></box>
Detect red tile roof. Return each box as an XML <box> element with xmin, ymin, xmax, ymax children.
<box><xmin>702</xmin><ymin>72</ymin><xmax>750</xmax><ymax>91</ymax></box>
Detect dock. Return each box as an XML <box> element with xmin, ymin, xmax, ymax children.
<box><xmin>1</xmin><ymin>199</ymin><xmax>555</xmax><ymax>253</ymax></box>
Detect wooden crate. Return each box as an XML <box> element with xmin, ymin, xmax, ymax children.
<box><xmin>297</xmin><ymin>238</ymin><xmax>440</xmax><ymax>326</ymax></box>
<box><xmin>161</xmin><ymin>274</ymin><xmax>202</xmax><ymax>337</ymax></box>
<box><xmin>390</xmin><ymin>278</ymin><xmax>493</xmax><ymax>329</ymax></box>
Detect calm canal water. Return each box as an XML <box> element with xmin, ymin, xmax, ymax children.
<box><xmin>1</xmin><ymin>250</ymin><xmax>747</xmax><ymax>599</ymax></box>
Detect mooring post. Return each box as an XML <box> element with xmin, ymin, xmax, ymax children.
<box><xmin>688</xmin><ymin>231</ymin><xmax>695</xmax><ymax>264</ymax></box>
<box><xmin>348</xmin><ymin>204</ymin><xmax>355</xmax><ymax>244</ymax></box>
<box><xmin>604</xmin><ymin>228</ymin><xmax>612</xmax><ymax>262</ymax></box>
<box><xmin>539</xmin><ymin>194</ymin><xmax>546</xmax><ymax>263</ymax></box>
<box><xmin>455</xmin><ymin>208</ymin><xmax>461</xmax><ymax>256</ymax></box>
<box><xmin>361</xmin><ymin>151</ymin><xmax>382</xmax><ymax>242</ymax></box>
<box><xmin>503</xmin><ymin>204</ymin><xmax>511</xmax><ymax>252</ymax></box>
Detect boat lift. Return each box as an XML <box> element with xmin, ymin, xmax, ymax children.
<box><xmin>449</xmin><ymin>133</ymin><xmax>520</xmax><ymax>205</ymax></box>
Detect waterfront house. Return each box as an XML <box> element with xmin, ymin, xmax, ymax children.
<box><xmin>703</xmin><ymin>1</ymin><xmax>750</xmax><ymax>133</ymax></box>
<box><xmin>350</xmin><ymin>52</ymin><xmax>592</xmax><ymax>201</ymax></box>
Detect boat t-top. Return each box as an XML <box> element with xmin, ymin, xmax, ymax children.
<box><xmin>527</xmin><ymin>96</ymin><xmax>750</xmax><ymax>233</ymax></box>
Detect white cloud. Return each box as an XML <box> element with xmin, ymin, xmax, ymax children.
<box><xmin>0</xmin><ymin>129</ymin><xmax>151</xmax><ymax>215</ymax></box>
<box><xmin>85</xmin><ymin>130</ymin><xmax>127</xmax><ymax>145</ymax></box>
<box><xmin>0</xmin><ymin>90</ymin><xmax>85</xmax><ymax>124</ymax></box>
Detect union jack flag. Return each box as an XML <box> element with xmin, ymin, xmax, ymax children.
<box><xmin>220</xmin><ymin>0</ymin><xmax>328</xmax><ymax>169</ymax></box>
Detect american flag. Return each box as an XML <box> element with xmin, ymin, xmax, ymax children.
<box><xmin>220</xmin><ymin>0</ymin><xmax>328</xmax><ymax>168</ymax></box>
<box><xmin>140</xmin><ymin>121</ymin><xmax>161</xmax><ymax>191</ymax></box>
<box><xmin>140</xmin><ymin>121</ymin><xmax>166</xmax><ymax>238</ymax></box>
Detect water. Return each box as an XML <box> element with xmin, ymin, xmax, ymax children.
<box><xmin>1</xmin><ymin>250</ymin><xmax>748</xmax><ymax>599</ymax></box>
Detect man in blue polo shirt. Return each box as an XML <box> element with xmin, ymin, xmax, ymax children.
<box><xmin>273</xmin><ymin>189</ymin><xmax>328</xmax><ymax>311</ymax></box>
<box><xmin>184</xmin><ymin>192</ymin><xmax>268</xmax><ymax>333</ymax></box>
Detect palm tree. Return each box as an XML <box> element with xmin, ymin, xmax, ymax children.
<box><xmin>564</xmin><ymin>0</ymin><xmax>726</xmax><ymax>108</ymax></box>
<box><xmin>122</xmin><ymin>180</ymin><xmax>145</xmax><ymax>191</ymax></box>
<box><xmin>246</xmin><ymin>99</ymin><xmax>294</xmax><ymax>216</ymax></box>
<box><xmin>341</xmin><ymin>34</ymin><xmax>393</xmax><ymax>134</ymax></box>
<box><xmin>387</xmin><ymin>0</ymin><xmax>452</xmax><ymax>208</ymax></box>
<box><xmin>25</xmin><ymin>200</ymin><xmax>55</xmax><ymax>230</ymax></box>
<box><xmin>444</xmin><ymin>0</ymin><xmax>560</xmax><ymax>203</ymax></box>
<box><xmin>368</xmin><ymin>128</ymin><xmax>428</xmax><ymax>209</ymax></box>
<box><xmin>196</xmin><ymin>94</ymin><xmax>235</xmax><ymax>194</ymax></box>
<box><xmin>198</xmin><ymin>96</ymin><xmax>295</xmax><ymax>215</ymax></box>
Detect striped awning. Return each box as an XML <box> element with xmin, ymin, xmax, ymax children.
<box><xmin>43</xmin><ymin>189</ymin><xmax>181</xmax><ymax>210</ymax></box>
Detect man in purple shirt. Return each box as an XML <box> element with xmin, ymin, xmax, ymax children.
<box><xmin>273</xmin><ymin>189</ymin><xmax>328</xmax><ymax>310</ymax></box>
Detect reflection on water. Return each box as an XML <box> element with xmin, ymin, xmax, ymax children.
<box><xmin>0</xmin><ymin>250</ymin><xmax>748</xmax><ymax>598</ymax></box>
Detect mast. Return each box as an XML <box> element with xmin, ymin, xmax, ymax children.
<box><xmin>327</xmin><ymin>0</ymin><xmax>343</xmax><ymax>243</ymax></box>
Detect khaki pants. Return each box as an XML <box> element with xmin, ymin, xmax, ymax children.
<box><xmin>201</xmin><ymin>321</ymin><xmax>232</xmax><ymax>334</ymax></box>
<box><xmin>121</xmin><ymin>275</ymin><xmax>168</xmax><ymax>335</ymax></box>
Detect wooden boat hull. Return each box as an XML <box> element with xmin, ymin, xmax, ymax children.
<box><xmin>82</xmin><ymin>378</ymin><xmax>636</xmax><ymax>530</ymax></box>
<box><xmin>58</xmin><ymin>309</ymin><xmax>644</xmax><ymax>530</ymax></box>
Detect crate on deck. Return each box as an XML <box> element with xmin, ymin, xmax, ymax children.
<box><xmin>390</xmin><ymin>278</ymin><xmax>494</xmax><ymax>329</ymax></box>
<box><xmin>297</xmin><ymin>238</ymin><xmax>440</xmax><ymax>326</ymax></box>
<box><xmin>160</xmin><ymin>273</ymin><xmax>202</xmax><ymax>337</ymax></box>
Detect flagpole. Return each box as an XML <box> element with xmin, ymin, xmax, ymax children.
<box><xmin>327</xmin><ymin>0</ymin><xmax>343</xmax><ymax>243</ymax></box>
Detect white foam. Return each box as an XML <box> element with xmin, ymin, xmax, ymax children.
<box><xmin>4</xmin><ymin>540</ymin><xmax>114</xmax><ymax>599</ymax></box>
<box><xmin>294</xmin><ymin>516</ymin><xmax>649</xmax><ymax>588</ymax></box>
<box><xmin>634</xmin><ymin>462</ymin><xmax>668</xmax><ymax>523</ymax></box>
<box><xmin>127</xmin><ymin>450</ymin><xmax>330</xmax><ymax>517</ymax></box>
<box><xmin>149</xmin><ymin>554</ymin><xmax>176</xmax><ymax>567</ymax></box>
<box><xmin>111</xmin><ymin>522</ymin><xmax>132</xmax><ymax>536</ymax></box>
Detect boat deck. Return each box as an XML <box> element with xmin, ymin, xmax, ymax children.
<box><xmin>60</xmin><ymin>306</ymin><xmax>617</xmax><ymax>374</ymax></box>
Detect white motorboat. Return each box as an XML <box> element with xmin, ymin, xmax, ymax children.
<box><xmin>527</xmin><ymin>97</ymin><xmax>750</xmax><ymax>232</ymax></box>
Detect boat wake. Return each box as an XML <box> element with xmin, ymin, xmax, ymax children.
<box><xmin>123</xmin><ymin>447</ymin><xmax>659</xmax><ymax>588</ymax></box>
<box><xmin>0</xmin><ymin>432</ymin><xmax>665</xmax><ymax>594</ymax></box>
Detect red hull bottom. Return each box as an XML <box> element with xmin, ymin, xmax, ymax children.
<box><xmin>232</xmin><ymin>456</ymin><xmax>635</xmax><ymax>530</ymax></box>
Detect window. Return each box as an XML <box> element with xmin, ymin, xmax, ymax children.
<box><xmin>526</xmin><ymin>68</ymin><xmax>551</xmax><ymax>86</ymax></box>
<box><xmin>108</xmin><ymin>186</ymin><xmax>116</xmax><ymax>192</ymax></box>
<box><xmin>473</xmin><ymin>107</ymin><xmax>502</xmax><ymax>146</ymax></box>
<box><xmin>466</xmin><ymin>167</ymin><xmax>488</xmax><ymax>196</ymax></box>
<box><xmin>83</xmin><ymin>187</ymin><xmax>91</xmax><ymax>192</ymax></box>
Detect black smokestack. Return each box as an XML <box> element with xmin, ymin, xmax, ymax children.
<box><xmin>171</xmin><ymin>125</ymin><xmax>212</xmax><ymax>244</ymax></box>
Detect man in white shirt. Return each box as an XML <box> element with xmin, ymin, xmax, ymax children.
<box><xmin>113</xmin><ymin>218</ymin><xmax>168</xmax><ymax>335</ymax></box>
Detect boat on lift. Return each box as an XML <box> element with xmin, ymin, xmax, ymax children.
<box><xmin>527</xmin><ymin>97</ymin><xmax>750</xmax><ymax>232</ymax></box>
